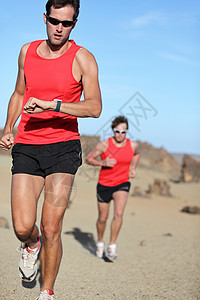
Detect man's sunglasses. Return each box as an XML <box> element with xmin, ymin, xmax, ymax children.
<box><xmin>113</xmin><ymin>128</ymin><xmax>127</xmax><ymax>134</ymax></box>
<box><xmin>46</xmin><ymin>15</ymin><xmax>76</xmax><ymax>28</ymax></box>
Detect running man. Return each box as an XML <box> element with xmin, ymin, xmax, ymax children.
<box><xmin>0</xmin><ymin>0</ymin><xmax>101</xmax><ymax>299</ymax></box>
<box><xmin>86</xmin><ymin>116</ymin><xmax>139</xmax><ymax>259</ymax></box>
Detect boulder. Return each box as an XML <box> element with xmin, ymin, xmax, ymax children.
<box><xmin>181</xmin><ymin>206</ymin><xmax>200</xmax><ymax>214</ymax></box>
<box><xmin>146</xmin><ymin>179</ymin><xmax>172</xmax><ymax>197</ymax></box>
<box><xmin>180</xmin><ymin>155</ymin><xmax>200</xmax><ymax>182</ymax></box>
<box><xmin>132</xmin><ymin>186</ymin><xmax>145</xmax><ymax>197</ymax></box>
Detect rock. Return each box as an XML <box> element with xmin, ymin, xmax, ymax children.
<box><xmin>182</xmin><ymin>170</ymin><xmax>193</xmax><ymax>182</ymax></box>
<box><xmin>181</xmin><ymin>206</ymin><xmax>200</xmax><ymax>214</ymax></box>
<box><xmin>132</xmin><ymin>186</ymin><xmax>146</xmax><ymax>197</ymax></box>
<box><xmin>0</xmin><ymin>217</ymin><xmax>9</xmax><ymax>229</ymax></box>
<box><xmin>163</xmin><ymin>233</ymin><xmax>173</xmax><ymax>237</ymax></box>
<box><xmin>136</xmin><ymin>141</ymin><xmax>181</xmax><ymax>178</ymax></box>
<box><xmin>146</xmin><ymin>179</ymin><xmax>172</xmax><ymax>197</ymax></box>
<box><xmin>140</xmin><ymin>240</ymin><xmax>147</xmax><ymax>246</ymax></box>
<box><xmin>180</xmin><ymin>155</ymin><xmax>200</xmax><ymax>183</ymax></box>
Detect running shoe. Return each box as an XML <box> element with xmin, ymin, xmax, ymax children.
<box><xmin>107</xmin><ymin>244</ymin><xmax>118</xmax><ymax>260</ymax></box>
<box><xmin>35</xmin><ymin>289</ymin><xmax>56</xmax><ymax>300</ymax></box>
<box><xmin>18</xmin><ymin>236</ymin><xmax>41</xmax><ymax>282</ymax></box>
<box><xmin>96</xmin><ymin>241</ymin><xmax>104</xmax><ymax>258</ymax></box>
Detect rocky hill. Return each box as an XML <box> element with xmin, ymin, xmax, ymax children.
<box><xmin>136</xmin><ymin>141</ymin><xmax>181</xmax><ymax>179</ymax></box>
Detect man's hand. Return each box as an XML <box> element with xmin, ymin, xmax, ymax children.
<box><xmin>0</xmin><ymin>132</ymin><xmax>14</xmax><ymax>150</ymax></box>
<box><xmin>102</xmin><ymin>155</ymin><xmax>116</xmax><ymax>168</ymax></box>
<box><xmin>130</xmin><ymin>168</ymin><xmax>136</xmax><ymax>178</ymax></box>
<box><xmin>23</xmin><ymin>97</ymin><xmax>56</xmax><ymax>114</ymax></box>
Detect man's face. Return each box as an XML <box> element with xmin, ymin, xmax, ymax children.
<box><xmin>44</xmin><ymin>5</ymin><xmax>76</xmax><ymax>48</ymax></box>
<box><xmin>113</xmin><ymin>122</ymin><xmax>128</xmax><ymax>143</ymax></box>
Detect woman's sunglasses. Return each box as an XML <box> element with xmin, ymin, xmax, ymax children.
<box><xmin>113</xmin><ymin>128</ymin><xmax>127</xmax><ymax>134</ymax></box>
<box><xmin>46</xmin><ymin>15</ymin><xmax>76</xmax><ymax>28</ymax></box>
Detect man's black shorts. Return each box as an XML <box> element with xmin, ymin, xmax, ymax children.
<box><xmin>11</xmin><ymin>140</ymin><xmax>82</xmax><ymax>178</ymax></box>
<box><xmin>97</xmin><ymin>182</ymin><xmax>131</xmax><ymax>203</ymax></box>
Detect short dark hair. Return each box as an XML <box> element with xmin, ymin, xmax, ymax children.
<box><xmin>46</xmin><ymin>0</ymin><xmax>80</xmax><ymax>20</ymax></box>
<box><xmin>111</xmin><ymin>116</ymin><xmax>129</xmax><ymax>130</ymax></box>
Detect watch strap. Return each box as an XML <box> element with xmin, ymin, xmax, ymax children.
<box><xmin>54</xmin><ymin>99</ymin><xmax>62</xmax><ymax>112</ymax></box>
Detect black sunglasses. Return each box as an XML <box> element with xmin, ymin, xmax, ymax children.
<box><xmin>46</xmin><ymin>15</ymin><xmax>76</xmax><ymax>28</ymax></box>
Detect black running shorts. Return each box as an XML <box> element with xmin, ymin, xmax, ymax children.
<box><xmin>11</xmin><ymin>140</ymin><xmax>82</xmax><ymax>178</ymax></box>
<box><xmin>97</xmin><ymin>182</ymin><xmax>131</xmax><ymax>203</ymax></box>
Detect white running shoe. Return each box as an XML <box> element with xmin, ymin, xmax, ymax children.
<box><xmin>18</xmin><ymin>236</ymin><xmax>41</xmax><ymax>282</ymax></box>
<box><xmin>35</xmin><ymin>289</ymin><xmax>56</xmax><ymax>300</ymax></box>
<box><xmin>96</xmin><ymin>241</ymin><xmax>104</xmax><ymax>258</ymax></box>
<box><xmin>107</xmin><ymin>244</ymin><xmax>118</xmax><ymax>260</ymax></box>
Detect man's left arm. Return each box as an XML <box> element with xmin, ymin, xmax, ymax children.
<box><xmin>130</xmin><ymin>141</ymin><xmax>140</xmax><ymax>178</ymax></box>
<box><xmin>24</xmin><ymin>49</ymin><xmax>102</xmax><ymax>118</ymax></box>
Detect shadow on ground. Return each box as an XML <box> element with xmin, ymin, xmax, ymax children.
<box><xmin>64</xmin><ymin>227</ymin><xmax>96</xmax><ymax>256</ymax></box>
<box><xmin>64</xmin><ymin>227</ymin><xmax>113</xmax><ymax>263</ymax></box>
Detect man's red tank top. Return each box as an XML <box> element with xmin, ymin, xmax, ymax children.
<box><xmin>15</xmin><ymin>40</ymin><xmax>83</xmax><ymax>145</ymax></box>
<box><xmin>98</xmin><ymin>138</ymin><xmax>135</xmax><ymax>187</ymax></box>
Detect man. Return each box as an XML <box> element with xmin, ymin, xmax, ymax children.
<box><xmin>0</xmin><ymin>0</ymin><xmax>102</xmax><ymax>299</ymax></box>
<box><xmin>86</xmin><ymin>116</ymin><xmax>139</xmax><ymax>260</ymax></box>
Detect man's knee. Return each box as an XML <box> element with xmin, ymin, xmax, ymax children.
<box><xmin>14</xmin><ymin>221</ymin><xmax>35</xmax><ymax>241</ymax></box>
<box><xmin>41</xmin><ymin>222</ymin><xmax>61</xmax><ymax>242</ymax></box>
<box><xmin>114</xmin><ymin>210</ymin><xmax>123</xmax><ymax>219</ymax></box>
<box><xmin>98</xmin><ymin>215</ymin><xmax>108</xmax><ymax>224</ymax></box>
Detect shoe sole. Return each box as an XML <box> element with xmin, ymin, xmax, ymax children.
<box><xmin>19</xmin><ymin>266</ymin><xmax>37</xmax><ymax>282</ymax></box>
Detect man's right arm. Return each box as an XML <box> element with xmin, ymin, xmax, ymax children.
<box><xmin>0</xmin><ymin>44</ymin><xmax>29</xmax><ymax>150</ymax></box>
<box><xmin>86</xmin><ymin>139</ymin><xmax>116</xmax><ymax>168</ymax></box>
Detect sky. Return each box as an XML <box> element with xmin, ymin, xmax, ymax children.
<box><xmin>0</xmin><ymin>0</ymin><xmax>199</xmax><ymax>154</ymax></box>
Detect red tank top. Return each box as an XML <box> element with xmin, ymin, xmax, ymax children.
<box><xmin>98</xmin><ymin>138</ymin><xmax>134</xmax><ymax>186</ymax></box>
<box><xmin>15</xmin><ymin>40</ymin><xmax>83</xmax><ymax>145</ymax></box>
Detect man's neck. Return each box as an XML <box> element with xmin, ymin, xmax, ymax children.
<box><xmin>37</xmin><ymin>39</ymin><xmax>71</xmax><ymax>59</ymax></box>
<box><xmin>112</xmin><ymin>137</ymin><xmax>126</xmax><ymax>147</ymax></box>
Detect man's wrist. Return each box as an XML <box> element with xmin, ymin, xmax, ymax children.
<box><xmin>3</xmin><ymin>127</ymin><xmax>13</xmax><ymax>135</ymax></box>
<box><xmin>53</xmin><ymin>99</ymin><xmax>62</xmax><ymax>112</ymax></box>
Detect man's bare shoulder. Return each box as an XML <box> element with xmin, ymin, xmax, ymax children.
<box><xmin>75</xmin><ymin>47</ymin><xmax>98</xmax><ymax>71</ymax></box>
<box><xmin>19</xmin><ymin>43</ymin><xmax>32</xmax><ymax>64</ymax></box>
<box><xmin>20</xmin><ymin>43</ymin><xmax>31</xmax><ymax>55</ymax></box>
<box><xmin>76</xmin><ymin>47</ymin><xmax>96</xmax><ymax>60</ymax></box>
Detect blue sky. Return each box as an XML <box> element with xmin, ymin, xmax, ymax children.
<box><xmin>1</xmin><ymin>0</ymin><xmax>199</xmax><ymax>154</ymax></box>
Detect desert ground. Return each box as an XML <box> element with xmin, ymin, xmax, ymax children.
<box><xmin>0</xmin><ymin>154</ymin><xmax>200</xmax><ymax>300</ymax></box>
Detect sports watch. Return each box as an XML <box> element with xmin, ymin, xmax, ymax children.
<box><xmin>54</xmin><ymin>99</ymin><xmax>62</xmax><ymax>112</ymax></box>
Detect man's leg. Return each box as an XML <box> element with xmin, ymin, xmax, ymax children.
<box><xmin>11</xmin><ymin>174</ymin><xmax>44</xmax><ymax>247</ymax></box>
<box><xmin>96</xmin><ymin>202</ymin><xmax>110</xmax><ymax>242</ymax></box>
<box><xmin>109</xmin><ymin>190</ymin><xmax>128</xmax><ymax>245</ymax></box>
<box><xmin>40</xmin><ymin>173</ymin><xmax>74</xmax><ymax>291</ymax></box>
<box><xmin>12</xmin><ymin>174</ymin><xmax>44</xmax><ymax>281</ymax></box>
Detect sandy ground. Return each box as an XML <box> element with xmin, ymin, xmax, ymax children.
<box><xmin>0</xmin><ymin>154</ymin><xmax>200</xmax><ymax>300</ymax></box>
